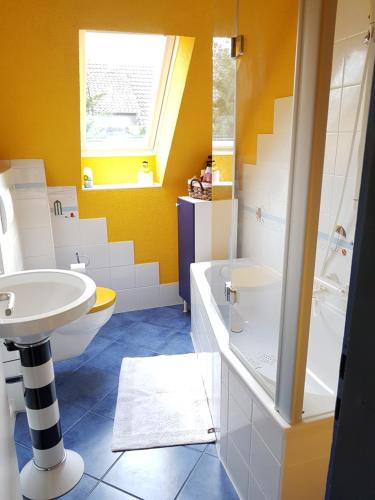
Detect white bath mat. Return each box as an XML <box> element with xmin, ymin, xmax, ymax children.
<box><xmin>112</xmin><ymin>353</ymin><xmax>216</xmax><ymax>451</ymax></box>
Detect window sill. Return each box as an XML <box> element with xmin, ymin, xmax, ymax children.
<box><xmin>81</xmin><ymin>151</ymin><xmax>156</xmax><ymax>158</ymax></box>
<box><xmin>213</xmin><ymin>181</ymin><xmax>232</xmax><ymax>186</ymax></box>
<box><xmin>82</xmin><ymin>182</ymin><xmax>162</xmax><ymax>191</ymax></box>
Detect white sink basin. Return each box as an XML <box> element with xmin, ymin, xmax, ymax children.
<box><xmin>0</xmin><ymin>269</ymin><xmax>96</xmax><ymax>343</ymax></box>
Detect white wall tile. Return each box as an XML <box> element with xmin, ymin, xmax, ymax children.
<box><xmin>135</xmin><ymin>262</ymin><xmax>160</xmax><ymax>287</ymax></box>
<box><xmin>16</xmin><ymin>198</ymin><xmax>51</xmax><ymax>229</ymax></box>
<box><xmin>335</xmin><ymin>130</ymin><xmax>361</xmax><ymax>177</ymax></box>
<box><xmin>23</xmin><ymin>255</ymin><xmax>56</xmax><ymax>270</ymax></box>
<box><xmin>159</xmin><ymin>283</ymin><xmax>182</xmax><ymax>306</ymax></box>
<box><xmin>229</xmin><ymin>370</ymin><xmax>253</xmax><ymax>417</ymax></box>
<box><xmin>115</xmin><ymin>289</ymin><xmax>138</xmax><ymax>313</ymax></box>
<box><xmin>136</xmin><ymin>286</ymin><xmax>160</xmax><ymax>309</ymax></box>
<box><xmin>55</xmin><ymin>246</ymin><xmax>79</xmax><ymax>269</ymax></box>
<box><xmin>319</xmin><ymin>174</ymin><xmax>334</xmax><ymax>214</ymax></box>
<box><xmin>339</xmin><ymin>85</ymin><xmax>360</xmax><ymax>132</ymax></box>
<box><xmin>323</xmin><ymin>133</ymin><xmax>338</xmax><ymax>174</ymax></box>
<box><xmin>109</xmin><ymin>241</ymin><xmax>134</xmax><ymax>267</ymax></box>
<box><xmin>326</xmin><ymin>88</ymin><xmax>342</xmax><ymax>132</ymax></box>
<box><xmin>79</xmin><ymin>244</ymin><xmax>109</xmax><ymax>269</ymax></box>
<box><xmin>252</xmin><ymin>402</ymin><xmax>284</xmax><ymax>463</ymax></box>
<box><xmin>248</xmin><ymin>472</ymin><xmax>267</xmax><ymax>500</ymax></box>
<box><xmin>10</xmin><ymin>159</ymin><xmax>45</xmax><ymax>169</ymax></box>
<box><xmin>330</xmin><ymin>40</ymin><xmax>345</xmax><ymax>88</ymax></box>
<box><xmin>80</xmin><ymin>218</ymin><xmax>108</xmax><ymax>245</ymax></box>
<box><xmin>250</xmin><ymin>428</ymin><xmax>281</xmax><ymax>500</ymax></box>
<box><xmin>51</xmin><ymin>217</ymin><xmax>80</xmax><ymax>247</ymax></box>
<box><xmin>228</xmin><ymin>395</ymin><xmax>252</xmax><ymax>464</ymax></box>
<box><xmin>20</xmin><ymin>226</ymin><xmax>54</xmax><ymax>258</ymax></box>
<box><xmin>226</xmin><ymin>438</ymin><xmax>250</xmax><ymax>500</ymax></box>
<box><xmin>343</xmin><ymin>33</ymin><xmax>367</xmax><ymax>86</ymax></box>
<box><xmin>86</xmin><ymin>268</ymin><xmax>111</xmax><ymax>288</ymax></box>
<box><xmin>12</xmin><ymin>165</ymin><xmax>47</xmax><ymax>199</ymax></box>
<box><xmin>219</xmin><ymin>379</ymin><xmax>229</xmax><ymax>463</ymax></box>
<box><xmin>110</xmin><ymin>265</ymin><xmax>136</xmax><ymax>291</ymax></box>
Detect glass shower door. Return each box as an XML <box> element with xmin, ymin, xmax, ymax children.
<box><xmin>228</xmin><ymin>0</ymin><xmax>298</xmax><ymax>400</ymax></box>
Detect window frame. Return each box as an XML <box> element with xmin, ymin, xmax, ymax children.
<box><xmin>79</xmin><ymin>30</ymin><xmax>176</xmax><ymax>157</ymax></box>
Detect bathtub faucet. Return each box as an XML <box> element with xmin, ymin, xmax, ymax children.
<box><xmin>225</xmin><ymin>282</ymin><xmax>237</xmax><ymax>305</ymax></box>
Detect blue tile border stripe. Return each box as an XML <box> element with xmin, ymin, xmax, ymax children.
<box><xmin>243</xmin><ymin>205</ymin><xmax>354</xmax><ymax>250</ymax></box>
<box><xmin>50</xmin><ymin>205</ymin><xmax>78</xmax><ymax>214</ymax></box>
<box><xmin>14</xmin><ymin>182</ymin><xmax>45</xmax><ymax>190</ymax></box>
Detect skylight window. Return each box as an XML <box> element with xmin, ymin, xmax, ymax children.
<box><xmin>80</xmin><ymin>31</ymin><xmax>175</xmax><ymax>154</ymax></box>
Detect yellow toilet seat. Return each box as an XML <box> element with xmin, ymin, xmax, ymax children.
<box><xmin>89</xmin><ymin>287</ymin><xmax>116</xmax><ymax>314</ymax></box>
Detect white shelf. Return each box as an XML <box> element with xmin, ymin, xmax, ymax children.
<box><xmin>82</xmin><ymin>183</ymin><xmax>162</xmax><ymax>191</ymax></box>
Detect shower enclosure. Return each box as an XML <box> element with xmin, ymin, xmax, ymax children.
<box><xmin>212</xmin><ymin>0</ymin><xmax>374</xmax><ymax>425</ymax></box>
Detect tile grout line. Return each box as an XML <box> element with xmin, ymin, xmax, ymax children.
<box><xmin>96</xmin><ymin>451</ymin><xmax>145</xmax><ymax>499</ymax></box>
<box><xmin>99</xmin><ymin>478</ymin><xmax>144</xmax><ymax>499</ymax></box>
<box><xmin>173</xmin><ymin>448</ymin><xmax>206</xmax><ymax>499</ymax></box>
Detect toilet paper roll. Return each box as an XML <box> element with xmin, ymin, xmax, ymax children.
<box><xmin>70</xmin><ymin>263</ymin><xmax>86</xmax><ymax>274</ymax></box>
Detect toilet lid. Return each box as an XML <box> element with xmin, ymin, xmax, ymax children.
<box><xmin>89</xmin><ymin>287</ymin><xmax>116</xmax><ymax>314</ymax></box>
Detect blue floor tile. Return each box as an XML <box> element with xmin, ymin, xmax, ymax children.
<box><xmin>186</xmin><ymin>443</ymin><xmax>207</xmax><ymax>453</ymax></box>
<box><xmin>57</xmin><ymin>364</ymin><xmax>118</xmax><ymax>411</ymax></box>
<box><xmin>87</xmin><ymin>339</ymin><xmax>157</xmax><ymax>376</ymax></box>
<box><xmin>117</xmin><ymin>320</ymin><xmax>192</xmax><ymax>355</ymax></box>
<box><xmin>205</xmin><ymin>443</ymin><xmax>218</xmax><ymax>457</ymax></box>
<box><xmin>62</xmin><ymin>473</ymin><xmax>98</xmax><ymax>499</ymax></box>
<box><xmin>63</xmin><ymin>412</ymin><xmax>121</xmax><ymax>479</ymax></box>
<box><xmin>120</xmin><ymin>321</ymin><xmax>173</xmax><ymax>352</ymax></box>
<box><xmin>142</xmin><ymin>307</ymin><xmax>191</xmax><ymax>332</ymax></box>
<box><xmin>167</xmin><ymin>304</ymin><xmax>184</xmax><ymax>310</ymax></box>
<box><xmin>158</xmin><ymin>330</ymin><xmax>194</xmax><ymax>355</ymax></box>
<box><xmin>103</xmin><ymin>446</ymin><xmax>201</xmax><ymax>500</ymax></box>
<box><xmin>54</xmin><ymin>336</ymin><xmax>113</xmax><ymax>384</ymax></box>
<box><xmin>91</xmin><ymin>389</ymin><xmax>118</xmax><ymax>420</ymax></box>
<box><xmin>177</xmin><ymin>453</ymin><xmax>239</xmax><ymax>500</ymax></box>
<box><xmin>98</xmin><ymin>318</ymin><xmax>135</xmax><ymax>342</ymax></box>
<box><xmin>88</xmin><ymin>482</ymin><xmax>134</xmax><ymax>499</ymax></box>
<box><xmin>15</xmin><ymin>442</ymin><xmax>32</xmax><ymax>471</ymax></box>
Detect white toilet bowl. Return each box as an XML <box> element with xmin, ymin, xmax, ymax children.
<box><xmin>51</xmin><ymin>287</ymin><xmax>116</xmax><ymax>361</ymax></box>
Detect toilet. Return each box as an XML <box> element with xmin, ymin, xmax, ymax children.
<box><xmin>51</xmin><ymin>287</ymin><xmax>116</xmax><ymax>361</ymax></box>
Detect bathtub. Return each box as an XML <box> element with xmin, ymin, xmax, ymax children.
<box><xmin>204</xmin><ymin>259</ymin><xmax>343</xmax><ymax>417</ymax></box>
<box><xmin>191</xmin><ymin>260</ymin><xmax>337</xmax><ymax>500</ymax></box>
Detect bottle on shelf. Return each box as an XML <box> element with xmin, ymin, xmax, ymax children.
<box><xmin>83</xmin><ymin>167</ymin><xmax>94</xmax><ymax>189</ymax></box>
<box><xmin>202</xmin><ymin>155</ymin><xmax>213</xmax><ymax>183</ymax></box>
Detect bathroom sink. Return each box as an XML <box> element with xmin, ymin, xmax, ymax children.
<box><xmin>0</xmin><ymin>269</ymin><xmax>96</xmax><ymax>343</ymax></box>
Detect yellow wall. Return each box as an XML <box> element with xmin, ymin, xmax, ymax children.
<box><xmin>81</xmin><ymin>156</ymin><xmax>157</xmax><ymax>185</ymax></box>
<box><xmin>0</xmin><ymin>0</ymin><xmax>212</xmax><ymax>284</ymax></box>
<box><xmin>236</xmin><ymin>0</ymin><xmax>298</xmax><ymax>166</ymax></box>
<box><xmin>0</xmin><ymin>0</ymin><xmax>298</xmax><ymax>284</ymax></box>
<box><xmin>212</xmin><ymin>154</ymin><xmax>233</xmax><ymax>182</ymax></box>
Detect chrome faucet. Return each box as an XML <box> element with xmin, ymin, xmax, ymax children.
<box><xmin>0</xmin><ymin>292</ymin><xmax>15</xmax><ymax>316</ymax></box>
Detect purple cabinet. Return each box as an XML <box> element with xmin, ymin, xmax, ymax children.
<box><xmin>177</xmin><ymin>197</ymin><xmax>195</xmax><ymax>305</ymax></box>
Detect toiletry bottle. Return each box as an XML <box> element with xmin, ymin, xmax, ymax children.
<box><xmin>141</xmin><ymin>160</ymin><xmax>150</xmax><ymax>173</ymax></box>
<box><xmin>83</xmin><ymin>167</ymin><xmax>94</xmax><ymax>189</ymax></box>
<box><xmin>202</xmin><ymin>157</ymin><xmax>212</xmax><ymax>183</ymax></box>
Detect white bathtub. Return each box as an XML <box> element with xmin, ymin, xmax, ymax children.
<box><xmin>191</xmin><ymin>260</ymin><xmax>336</xmax><ymax>500</ymax></box>
<box><xmin>203</xmin><ymin>259</ymin><xmax>343</xmax><ymax>417</ymax></box>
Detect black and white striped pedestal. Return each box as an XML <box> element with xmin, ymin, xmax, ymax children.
<box><xmin>16</xmin><ymin>338</ymin><xmax>84</xmax><ymax>500</ymax></box>
<box><xmin>18</xmin><ymin>339</ymin><xmax>65</xmax><ymax>470</ymax></box>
